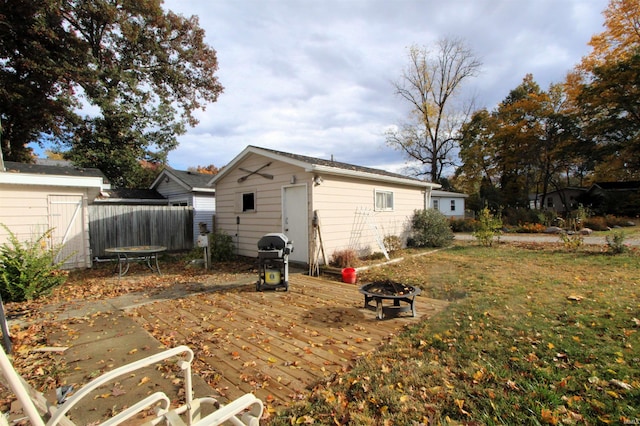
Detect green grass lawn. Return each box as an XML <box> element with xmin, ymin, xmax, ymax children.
<box><xmin>268</xmin><ymin>242</ymin><xmax>640</xmax><ymax>425</ymax></box>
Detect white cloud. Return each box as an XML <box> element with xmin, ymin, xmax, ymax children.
<box><xmin>163</xmin><ymin>0</ymin><xmax>608</xmax><ymax>177</ymax></box>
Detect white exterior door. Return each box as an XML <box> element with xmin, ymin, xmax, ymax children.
<box><xmin>48</xmin><ymin>195</ymin><xmax>89</xmax><ymax>269</ymax></box>
<box><xmin>282</xmin><ymin>185</ymin><xmax>308</xmax><ymax>264</ymax></box>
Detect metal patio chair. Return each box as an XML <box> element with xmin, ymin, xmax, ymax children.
<box><xmin>0</xmin><ymin>345</ymin><xmax>263</xmax><ymax>426</ymax></box>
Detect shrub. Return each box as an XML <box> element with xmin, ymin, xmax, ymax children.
<box><xmin>604</xmin><ymin>215</ymin><xmax>635</xmax><ymax>228</ymax></box>
<box><xmin>472</xmin><ymin>207</ymin><xmax>503</xmax><ymax>247</ymax></box>
<box><xmin>329</xmin><ymin>249</ymin><xmax>358</xmax><ymax>268</ymax></box>
<box><xmin>409</xmin><ymin>209</ymin><xmax>454</xmax><ymax>248</ymax></box>
<box><xmin>0</xmin><ymin>225</ymin><xmax>69</xmax><ymax>302</ymax></box>
<box><xmin>516</xmin><ymin>223</ymin><xmax>546</xmax><ymax>233</ymax></box>
<box><xmin>559</xmin><ymin>233</ymin><xmax>584</xmax><ymax>251</ymax></box>
<box><xmin>209</xmin><ymin>231</ymin><xmax>235</xmax><ymax>262</ymax></box>
<box><xmin>502</xmin><ymin>207</ymin><xmax>540</xmax><ymax>227</ymax></box>
<box><xmin>605</xmin><ymin>230</ymin><xmax>628</xmax><ymax>254</ymax></box>
<box><xmin>583</xmin><ymin>217</ymin><xmax>609</xmax><ymax>231</ymax></box>
<box><xmin>383</xmin><ymin>235</ymin><xmax>402</xmax><ymax>254</ymax></box>
<box><xmin>449</xmin><ymin>218</ymin><xmax>477</xmax><ymax>232</ymax></box>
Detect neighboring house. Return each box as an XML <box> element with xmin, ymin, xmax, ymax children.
<box><xmin>151</xmin><ymin>167</ymin><xmax>216</xmax><ymax>242</ymax></box>
<box><xmin>208</xmin><ymin>146</ymin><xmax>440</xmax><ymax>265</ymax></box>
<box><xmin>430</xmin><ymin>190</ymin><xmax>468</xmax><ymax>219</ymax></box>
<box><xmin>0</xmin><ymin>160</ymin><xmax>110</xmax><ymax>269</ymax></box>
<box><xmin>580</xmin><ymin>181</ymin><xmax>640</xmax><ymax>216</ymax></box>
<box><xmin>529</xmin><ymin>187</ymin><xmax>586</xmax><ymax>214</ymax></box>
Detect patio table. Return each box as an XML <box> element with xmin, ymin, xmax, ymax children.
<box><xmin>104</xmin><ymin>245</ymin><xmax>167</xmax><ymax>278</ymax></box>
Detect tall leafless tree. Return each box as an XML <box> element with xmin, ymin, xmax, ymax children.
<box><xmin>386</xmin><ymin>38</ymin><xmax>481</xmax><ymax>183</ymax></box>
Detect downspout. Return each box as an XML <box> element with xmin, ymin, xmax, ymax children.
<box><xmin>424</xmin><ymin>186</ymin><xmax>432</xmax><ymax>209</ymax></box>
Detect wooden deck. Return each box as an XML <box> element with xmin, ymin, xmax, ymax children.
<box><xmin>130</xmin><ymin>274</ymin><xmax>450</xmax><ymax>406</ymax></box>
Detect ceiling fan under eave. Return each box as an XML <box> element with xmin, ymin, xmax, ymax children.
<box><xmin>237</xmin><ymin>162</ymin><xmax>274</xmax><ymax>182</ymax></box>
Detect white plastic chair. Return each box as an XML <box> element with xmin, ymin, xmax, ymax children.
<box><xmin>0</xmin><ymin>345</ymin><xmax>263</xmax><ymax>425</ymax></box>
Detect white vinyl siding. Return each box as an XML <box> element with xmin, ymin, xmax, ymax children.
<box><xmin>155</xmin><ymin>174</ymin><xmax>217</xmax><ymax>243</ymax></box>
<box><xmin>213</xmin><ymin>150</ymin><xmax>434</xmax><ymax>263</ymax></box>
<box><xmin>313</xmin><ymin>176</ymin><xmax>423</xmax><ymax>258</ymax></box>
<box><xmin>430</xmin><ymin>190</ymin><xmax>467</xmax><ymax>219</ymax></box>
<box><xmin>215</xmin><ymin>155</ymin><xmax>307</xmax><ymax>258</ymax></box>
<box><xmin>0</xmin><ymin>185</ymin><xmax>92</xmax><ymax>269</ymax></box>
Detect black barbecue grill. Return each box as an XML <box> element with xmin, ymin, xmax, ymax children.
<box><xmin>256</xmin><ymin>233</ymin><xmax>293</xmax><ymax>291</ymax></box>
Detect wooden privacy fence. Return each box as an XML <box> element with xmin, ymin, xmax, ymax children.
<box><xmin>89</xmin><ymin>205</ymin><xmax>194</xmax><ymax>257</ymax></box>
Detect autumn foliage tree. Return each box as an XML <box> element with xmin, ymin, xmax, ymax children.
<box><xmin>566</xmin><ymin>0</ymin><xmax>640</xmax><ymax>181</ymax></box>
<box><xmin>0</xmin><ymin>0</ymin><xmax>224</xmax><ymax>188</ymax></box>
<box><xmin>457</xmin><ymin>75</ymin><xmax>584</xmax><ymax>211</ymax></box>
<box><xmin>455</xmin><ymin>0</ymin><xmax>640</xmax><ymax>214</ymax></box>
<box><xmin>0</xmin><ymin>0</ymin><xmax>82</xmax><ymax>162</ymax></box>
<box><xmin>189</xmin><ymin>164</ymin><xmax>220</xmax><ymax>175</ymax></box>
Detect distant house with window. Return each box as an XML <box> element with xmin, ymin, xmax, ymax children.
<box><xmin>150</xmin><ymin>167</ymin><xmax>216</xmax><ymax>243</ymax></box>
<box><xmin>529</xmin><ymin>187</ymin><xmax>586</xmax><ymax>214</ymax></box>
<box><xmin>208</xmin><ymin>146</ymin><xmax>440</xmax><ymax>265</ymax></box>
<box><xmin>430</xmin><ymin>190</ymin><xmax>468</xmax><ymax>219</ymax></box>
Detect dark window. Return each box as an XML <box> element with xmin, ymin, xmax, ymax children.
<box><xmin>450</xmin><ymin>200</ymin><xmax>456</xmax><ymax>211</ymax></box>
<box><xmin>242</xmin><ymin>192</ymin><xmax>255</xmax><ymax>211</ymax></box>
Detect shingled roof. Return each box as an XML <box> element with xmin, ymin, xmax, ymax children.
<box><xmin>254</xmin><ymin>146</ymin><xmax>426</xmax><ymax>182</ymax></box>
<box><xmin>150</xmin><ymin>166</ymin><xmax>216</xmax><ymax>192</ymax></box>
<box><xmin>209</xmin><ymin>145</ymin><xmax>439</xmax><ymax>189</ymax></box>
<box><xmin>3</xmin><ymin>161</ymin><xmax>109</xmax><ymax>182</ymax></box>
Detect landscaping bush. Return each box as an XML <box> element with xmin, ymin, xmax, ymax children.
<box><xmin>329</xmin><ymin>249</ymin><xmax>358</xmax><ymax>268</ymax></box>
<box><xmin>209</xmin><ymin>231</ymin><xmax>235</xmax><ymax>262</ymax></box>
<box><xmin>604</xmin><ymin>215</ymin><xmax>636</xmax><ymax>228</ymax></box>
<box><xmin>515</xmin><ymin>222</ymin><xmax>546</xmax><ymax>233</ymax></box>
<box><xmin>0</xmin><ymin>225</ymin><xmax>69</xmax><ymax>302</ymax></box>
<box><xmin>559</xmin><ymin>232</ymin><xmax>584</xmax><ymax>251</ymax></box>
<box><xmin>408</xmin><ymin>209</ymin><xmax>454</xmax><ymax>248</ymax></box>
<box><xmin>502</xmin><ymin>207</ymin><xmax>540</xmax><ymax>226</ymax></box>
<box><xmin>583</xmin><ymin>216</ymin><xmax>609</xmax><ymax>231</ymax></box>
<box><xmin>383</xmin><ymin>235</ymin><xmax>402</xmax><ymax>254</ymax></box>
<box><xmin>606</xmin><ymin>230</ymin><xmax>628</xmax><ymax>254</ymax></box>
<box><xmin>449</xmin><ymin>218</ymin><xmax>477</xmax><ymax>232</ymax></box>
<box><xmin>472</xmin><ymin>207</ymin><xmax>503</xmax><ymax>247</ymax></box>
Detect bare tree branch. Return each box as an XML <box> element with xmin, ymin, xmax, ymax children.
<box><xmin>386</xmin><ymin>38</ymin><xmax>481</xmax><ymax>183</ymax></box>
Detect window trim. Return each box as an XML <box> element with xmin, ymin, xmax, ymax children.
<box><xmin>450</xmin><ymin>199</ymin><xmax>456</xmax><ymax>211</ymax></box>
<box><xmin>374</xmin><ymin>189</ymin><xmax>394</xmax><ymax>212</ymax></box>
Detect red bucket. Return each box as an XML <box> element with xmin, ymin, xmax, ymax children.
<box><xmin>341</xmin><ymin>267</ymin><xmax>357</xmax><ymax>284</ymax></box>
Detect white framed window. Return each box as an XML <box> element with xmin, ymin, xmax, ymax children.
<box><xmin>433</xmin><ymin>199</ymin><xmax>439</xmax><ymax>210</ymax></box>
<box><xmin>375</xmin><ymin>190</ymin><xmax>394</xmax><ymax>211</ymax></box>
<box><xmin>450</xmin><ymin>200</ymin><xmax>456</xmax><ymax>211</ymax></box>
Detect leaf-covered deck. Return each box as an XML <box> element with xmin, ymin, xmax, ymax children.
<box><xmin>130</xmin><ymin>274</ymin><xmax>450</xmax><ymax>406</ymax></box>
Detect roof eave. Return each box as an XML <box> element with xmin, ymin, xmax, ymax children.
<box><xmin>308</xmin><ymin>165</ymin><xmax>440</xmax><ymax>189</ymax></box>
<box><xmin>191</xmin><ymin>187</ymin><xmax>216</xmax><ymax>194</ymax></box>
<box><xmin>0</xmin><ymin>172</ymin><xmax>109</xmax><ymax>189</ymax></box>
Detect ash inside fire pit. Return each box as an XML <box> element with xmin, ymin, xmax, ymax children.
<box><xmin>361</xmin><ymin>281</ymin><xmax>416</xmax><ymax>296</ymax></box>
<box><xmin>359</xmin><ymin>281</ymin><xmax>421</xmax><ymax>320</ymax></box>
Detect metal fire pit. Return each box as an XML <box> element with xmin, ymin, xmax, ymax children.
<box><xmin>359</xmin><ymin>281</ymin><xmax>421</xmax><ymax>320</ymax></box>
